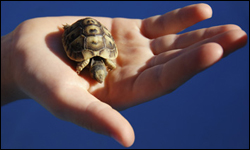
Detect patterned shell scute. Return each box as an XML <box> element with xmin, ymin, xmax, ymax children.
<box><xmin>62</xmin><ymin>18</ymin><xmax>118</xmax><ymax>62</ymax></box>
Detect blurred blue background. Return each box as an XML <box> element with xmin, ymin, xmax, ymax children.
<box><xmin>1</xmin><ymin>1</ymin><xmax>249</xmax><ymax>149</ymax></box>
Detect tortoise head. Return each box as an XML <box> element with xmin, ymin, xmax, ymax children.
<box><xmin>89</xmin><ymin>57</ymin><xmax>107</xmax><ymax>83</ymax></box>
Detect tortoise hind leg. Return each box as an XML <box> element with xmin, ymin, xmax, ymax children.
<box><xmin>104</xmin><ymin>59</ymin><xmax>116</xmax><ymax>71</ymax></box>
<box><xmin>76</xmin><ymin>59</ymin><xmax>90</xmax><ymax>74</ymax></box>
<box><xmin>63</xmin><ymin>24</ymin><xmax>71</xmax><ymax>30</ymax></box>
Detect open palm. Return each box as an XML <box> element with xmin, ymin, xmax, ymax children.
<box><xmin>7</xmin><ymin>4</ymin><xmax>247</xmax><ymax>147</ymax></box>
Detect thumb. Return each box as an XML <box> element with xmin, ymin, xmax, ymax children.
<box><xmin>49</xmin><ymin>89</ymin><xmax>135</xmax><ymax>147</ymax></box>
<box><xmin>82</xmin><ymin>99</ymin><xmax>135</xmax><ymax>147</ymax></box>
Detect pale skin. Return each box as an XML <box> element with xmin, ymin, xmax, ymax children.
<box><xmin>1</xmin><ymin>3</ymin><xmax>247</xmax><ymax>147</ymax></box>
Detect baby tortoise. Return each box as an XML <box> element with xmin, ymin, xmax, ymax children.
<box><xmin>62</xmin><ymin>17</ymin><xmax>118</xmax><ymax>83</ymax></box>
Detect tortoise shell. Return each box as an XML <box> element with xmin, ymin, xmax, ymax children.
<box><xmin>62</xmin><ymin>17</ymin><xmax>118</xmax><ymax>63</ymax></box>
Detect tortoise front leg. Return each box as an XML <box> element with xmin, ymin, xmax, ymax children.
<box><xmin>76</xmin><ymin>59</ymin><xmax>90</xmax><ymax>74</ymax></box>
<box><xmin>104</xmin><ymin>59</ymin><xmax>116</xmax><ymax>71</ymax></box>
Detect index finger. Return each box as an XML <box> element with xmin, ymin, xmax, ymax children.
<box><xmin>141</xmin><ymin>3</ymin><xmax>212</xmax><ymax>39</ymax></box>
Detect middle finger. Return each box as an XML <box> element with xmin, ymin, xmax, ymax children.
<box><xmin>150</xmin><ymin>24</ymin><xmax>241</xmax><ymax>55</ymax></box>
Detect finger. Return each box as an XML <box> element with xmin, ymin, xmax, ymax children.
<box><xmin>42</xmin><ymin>86</ymin><xmax>135</xmax><ymax>147</ymax></box>
<box><xmin>133</xmin><ymin>43</ymin><xmax>223</xmax><ymax>103</ymax></box>
<box><xmin>157</xmin><ymin>43</ymin><xmax>223</xmax><ymax>92</ymax></box>
<box><xmin>187</xmin><ymin>29</ymin><xmax>248</xmax><ymax>57</ymax></box>
<box><xmin>141</xmin><ymin>3</ymin><xmax>212</xmax><ymax>39</ymax></box>
<box><xmin>148</xmin><ymin>29</ymin><xmax>247</xmax><ymax>67</ymax></box>
<box><xmin>150</xmin><ymin>24</ymin><xmax>242</xmax><ymax>55</ymax></box>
